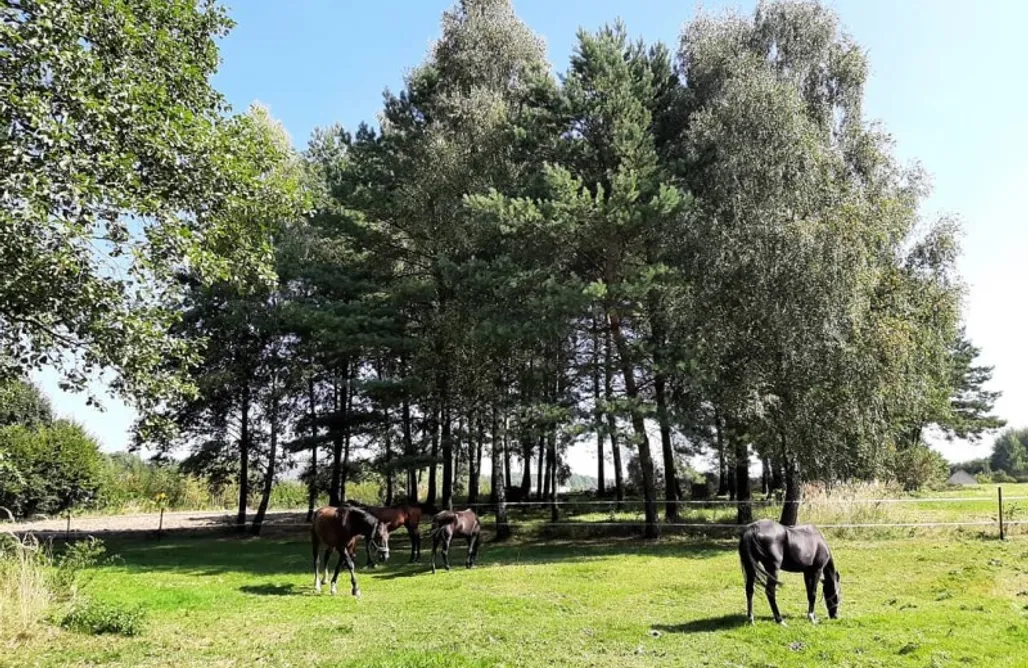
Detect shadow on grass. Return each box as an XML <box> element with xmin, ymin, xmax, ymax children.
<box><xmin>239</xmin><ymin>583</ymin><xmax>301</xmax><ymax>596</ymax></box>
<box><xmin>96</xmin><ymin>533</ymin><xmax>734</xmax><ymax>579</ymax></box>
<box><xmin>653</xmin><ymin>614</ymin><xmax>750</xmax><ymax>634</ymax></box>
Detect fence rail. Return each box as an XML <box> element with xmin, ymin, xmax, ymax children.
<box><xmin>3</xmin><ymin>489</ymin><xmax>1024</xmax><ymax>539</ymax></box>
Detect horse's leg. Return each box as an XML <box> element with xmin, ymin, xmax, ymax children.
<box><xmin>465</xmin><ymin>534</ymin><xmax>475</xmax><ymax>569</ymax></box>
<box><xmin>344</xmin><ymin>549</ymin><xmax>361</xmax><ymax>598</ymax></box>
<box><xmin>765</xmin><ymin>566</ymin><xmax>785</xmax><ymax>625</ymax></box>
<box><xmin>442</xmin><ymin>531</ymin><xmax>453</xmax><ymax>571</ymax></box>
<box><xmin>312</xmin><ymin>537</ymin><xmax>322</xmax><ymax>593</ymax></box>
<box><xmin>407</xmin><ymin>522</ymin><xmax>418</xmax><ymax>563</ymax></box>
<box><xmin>365</xmin><ymin>535</ymin><xmax>375</xmax><ymax>569</ymax></box>
<box><xmin>330</xmin><ymin>549</ymin><xmax>345</xmax><ymax>595</ymax></box>
<box><xmin>804</xmin><ymin>570</ymin><xmax>819</xmax><ymax>624</ymax></box>
<box><xmin>745</xmin><ymin>572</ymin><xmax>755</xmax><ymax>624</ymax></box>
<box><xmin>431</xmin><ymin>531</ymin><xmax>439</xmax><ymax>574</ymax></box>
<box><xmin>322</xmin><ymin>548</ymin><xmax>333</xmax><ymax>585</ymax></box>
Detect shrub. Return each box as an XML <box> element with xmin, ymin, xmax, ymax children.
<box><xmin>991</xmin><ymin>470</ymin><xmax>1017</xmax><ymax>484</ymax></box>
<box><xmin>0</xmin><ymin>421</ymin><xmax>105</xmax><ymax>518</ymax></box>
<box><xmin>0</xmin><ymin>535</ymin><xmax>112</xmax><ymax>644</ymax></box>
<box><xmin>893</xmin><ymin>445</ymin><xmax>949</xmax><ymax>491</ymax></box>
<box><xmin>59</xmin><ymin>598</ymin><xmax>145</xmax><ymax>636</ymax></box>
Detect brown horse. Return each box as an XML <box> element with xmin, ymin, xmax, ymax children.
<box><xmin>430</xmin><ymin>509</ymin><xmax>481</xmax><ymax>574</ymax></box>
<box><xmin>311</xmin><ymin>505</ymin><xmax>390</xmax><ymax>597</ymax></box>
<box><xmin>350</xmin><ymin>502</ymin><xmax>437</xmax><ymax>566</ymax></box>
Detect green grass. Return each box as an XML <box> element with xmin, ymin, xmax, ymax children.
<box><xmin>8</xmin><ymin>528</ymin><xmax>1028</xmax><ymax>667</ymax></box>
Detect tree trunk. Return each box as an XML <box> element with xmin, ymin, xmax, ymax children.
<box><xmin>654</xmin><ymin>372</ymin><xmax>680</xmax><ymax>521</ymax></box>
<box><xmin>779</xmin><ymin>434</ymin><xmax>800</xmax><ymax>526</ymax></box>
<box><xmin>733</xmin><ymin>429</ymin><xmax>752</xmax><ymax>525</ymax></box>
<box><xmin>441</xmin><ymin>397</ymin><xmax>453</xmax><ymax>509</ymax></box>
<box><xmin>592</xmin><ymin>318</ymin><xmax>606</xmax><ymax>496</ymax></box>
<box><xmin>715</xmin><ymin>411</ymin><xmax>728</xmax><ymax>496</ymax></box>
<box><xmin>771</xmin><ymin>455</ymin><xmax>784</xmax><ymax>493</ymax></box>
<box><xmin>519</xmin><ymin>433</ymin><xmax>532</xmax><ymax>499</ymax></box>
<box><xmin>490</xmin><ymin>416</ymin><xmax>500</xmax><ymax>505</ymax></box>
<box><xmin>384</xmin><ymin>408</ymin><xmax>394</xmax><ymax>506</ymax></box>
<box><xmin>236</xmin><ymin>384</ymin><xmax>251</xmax><ymax>530</ymax></box>
<box><xmin>503</xmin><ymin>430</ymin><xmax>512</xmax><ymax>491</ymax></box>
<box><xmin>453</xmin><ymin>416</ymin><xmax>464</xmax><ymax>499</ymax></box>
<box><xmin>329</xmin><ymin>372</ymin><xmax>348</xmax><ymax>507</ymax></box>
<box><xmin>427</xmin><ymin>405</ymin><xmax>439</xmax><ymax>507</ymax></box>
<box><xmin>542</xmin><ymin>437</ymin><xmax>552</xmax><ymax>507</ymax></box>
<box><xmin>536</xmin><ymin>434</ymin><xmax>545</xmax><ymax>500</ymax></box>
<box><xmin>341</xmin><ymin>373</ymin><xmax>354</xmax><ymax>504</ymax></box>
<box><xmin>251</xmin><ymin>383</ymin><xmax>279</xmax><ymax>535</ymax></box>
<box><xmin>306</xmin><ymin>377</ymin><xmax>318</xmax><ymax>522</ymax></box>
<box><xmin>468</xmin><ymin>414</ymin><xmax>482</xmax><ymax>504</ymax></box>
<box><xmin>402</xmin><ymin>397</ymin><xmax>416</xmax><ymax>502</ymax></box>
<box><xmin>761</xmin><ymin>456</ymin><xmax>771</xmax><ymax>496</ymax></box>
<box><xmin>492</xmin><ymin>403</ymin><xmax>510</xmax><ymax>540</ymax></box>
<box><xmin>604</xmin><ymin>327</ymin><xmax>624</xmax><ymax>508</ymax></box>
<box><xmin>608</xmin><ymin>311</ymin><xmax>659</xmax><ymax>538</ymax></box>
<box><xmin>548</xmin><ymin>425</ymin><xmax>559</xmax><ymax>523</ymax></box>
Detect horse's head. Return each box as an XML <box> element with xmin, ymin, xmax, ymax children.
<box><xmin>824</xmin><ymin>569</ymin><xmax>841</xmax><ymax>619</ymax></box>
<box><xmin>368</xmin><ymin>519</ymin><xmax>391</xmax><ymax>563</ymax></box>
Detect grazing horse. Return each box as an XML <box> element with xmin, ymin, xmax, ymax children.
<box><xmin>739</xmin><ymin>519</ymin><xmax>841</xmax><ymax>625</ymax></box>
<box><xmin>350</xmin><ymin>501</ymin><xmax>437</xmax><ymax>566</ymax></box>
<box><xmin>310</xmin><ymin>505</ymin><xmax>390</xmax><ymax>597</ymax></box>
<box><xmin>430</xmin><ymin>509</ymin><xmax>481</xmax><ymax>574</ymax></box>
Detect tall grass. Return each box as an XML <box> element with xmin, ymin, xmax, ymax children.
<box><xmin>0</xmin><ymin>534</ymin><xmax>51</xmax><ymax>645</ymax></box>
<box><xmin>0</xmin><ymin>534</ymin><xmax>110</xmax><ymax>646</ymax></box>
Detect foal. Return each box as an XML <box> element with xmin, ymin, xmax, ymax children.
<box><xmin>739</xmin><ymin>519</ymin><xmax>841</xmax><ymax>625</ymax></box>
<box><xmin>311</xmin><ymin>505</ymin><xmax>390</xmax><ymax>597</ymax></box>
<box><xmin>430</xmin><ymin>509</ymin><xmax>481</xmax><ymax>574</ymax></box>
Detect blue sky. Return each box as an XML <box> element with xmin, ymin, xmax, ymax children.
<box><xmin>37</xmin><ymin>0</ymin><xmax>1028</xmax><ymax>470</ymax></box>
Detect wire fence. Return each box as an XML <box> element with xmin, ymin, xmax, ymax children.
<box><xmin>4</xmin><ymin>488</ymin><xmax>1026</xmax><ymax>540</ymax></box>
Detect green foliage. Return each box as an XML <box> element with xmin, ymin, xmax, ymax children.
<box><xmin>892</xmin><ymin>445</ymin><xmax>950</xmax><ymax>491</ymax></box>
<box><xmin>1</xmin><ymin>0</ymin><xmax>306</xmax><ymax>421</ymax></box>
<box><xmin>59</xmin><ymin>599</ymin><xmax>145</xmax><ymax>637</ymax></box>
<box><xmin>990</xmin><ymin>428</ymin><xmax>1028</xmax><ymax>478</ymax></box>
<box><xmin>0</xmin><ymin>421</ymin><xmax>105</xmax><ymax>518</ymax></box>
<box><xmin>0</xmin><ymin>378</ymin><xmax>54</xmax><ymax>428</ymax></box>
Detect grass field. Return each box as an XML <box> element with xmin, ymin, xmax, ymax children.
<box><xmin>7</xmin><ymin>525</ymin><xmax>1028</xmax><ymax>667</ymax></box>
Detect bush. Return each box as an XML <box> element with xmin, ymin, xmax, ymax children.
<box><xmin>0</xmin><ymin>421</ymin><xmax>105</xmax><ymax>518</ymax></box>
<box><xmin>0</xmin><ymin>535</ymin><xmax>111</xmax><ymax>644</ymax></box>
<box><xmin>59</xmin><ymin>598</ymin><xmax>145</xmax><ymax>636</ymax></box>
<box><xmin>991</xmin><ymin>470</ymin><xmax>1017</xmax><ymax>484</ymax></box>
<box><xmin>892</xmin><ymin>445</ymin><xmax>949</xmax><ymax>491</ymax></box>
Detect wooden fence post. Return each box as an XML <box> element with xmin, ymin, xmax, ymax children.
<box><xmin>998</xmin><ymin>486</ymin><xmax>1005</xmax><ymax>540</ymax></box>
<box><xmin>158</xmin><ymin>507</ymin><xmax>165</xmax><ymax>541</ymax></box>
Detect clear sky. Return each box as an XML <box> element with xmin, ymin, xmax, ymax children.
<box><xmin>36</xmin><ymin>0</ymin><xmax>1027</xmax><ymax>472</ymax></box>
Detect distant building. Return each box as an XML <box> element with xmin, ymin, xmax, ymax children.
<box><xmin>946</xmin><ymin>469</ymin><xmax>978</xmax><ymax>486</ymax></box>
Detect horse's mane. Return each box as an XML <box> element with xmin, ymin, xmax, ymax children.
<box><xmin>341</xmin><ymin>504</ymin><xmax>379</xmax><ymax>533</ymax></box>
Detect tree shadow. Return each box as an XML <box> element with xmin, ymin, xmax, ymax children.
<box><xmin>653</xmin><ymin>614</ymin><xmax>750</xmax><ymax>634</ymax></box>
<box><xmin>93</xmin><ymin>531</ymin><xmax>734</xmax><ymax>578</ymax></box>
<box><xmin>239</xmin><ymin>583</ymin><xmax>301</xmax><ymax>596</ymax></box>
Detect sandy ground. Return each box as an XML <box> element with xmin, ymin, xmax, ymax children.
<box><xmin>1</xmin><ymin>508</ymin><xmax>310</xmax><ymax>536</ymax></box>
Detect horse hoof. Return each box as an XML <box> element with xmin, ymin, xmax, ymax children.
<box><xmin>808</xmin><ymin>614</ymin><xmax>818</xmax><ymax>625</ymax></box>
<box><xmin>776</xmin><ymin>619</ymin><xmax>787</xmax><ymax>627</ymax></box>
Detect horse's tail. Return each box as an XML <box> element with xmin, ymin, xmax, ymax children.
<box><xmin>739</xmin><ymin>524</ymin><xmax>780</xmax><ymax>589</ymax></box>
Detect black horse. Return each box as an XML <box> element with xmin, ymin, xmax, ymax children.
<box><xmin>429</xmin><ymin>509</ymin><xmax>481</xmax><ymax>574</ymax></box>
<box><xmin>739</xmin><ymin>519</ymin><xmax>841</xmax><ymax>625</ymax></box>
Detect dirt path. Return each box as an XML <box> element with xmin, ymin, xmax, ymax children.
<box><xmin>1</xmin><ymin>508</ymin><xmax>310</xmax><ymax>536</ymax></box>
